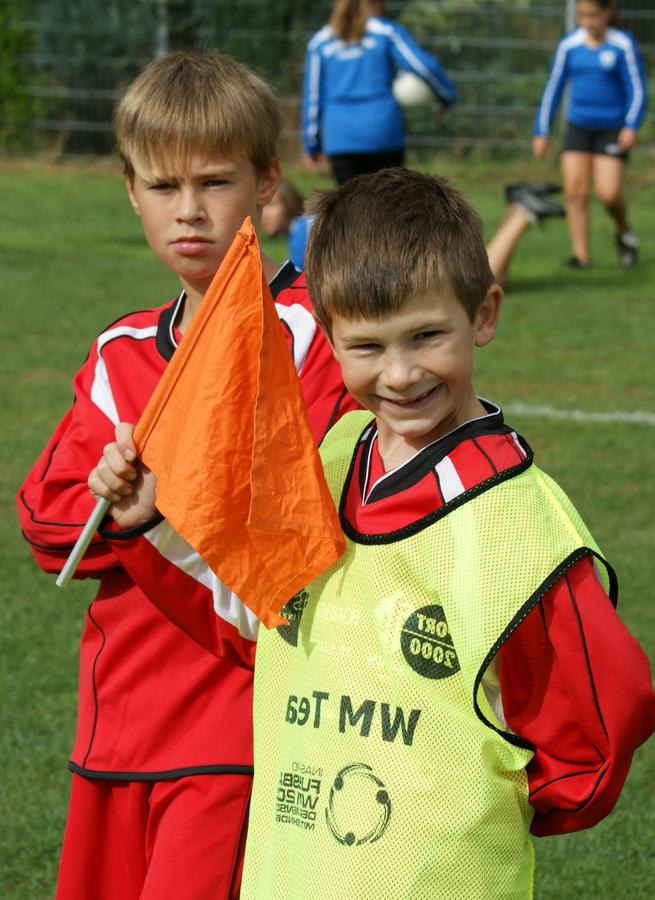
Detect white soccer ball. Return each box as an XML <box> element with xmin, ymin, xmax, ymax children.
<box><xmin>392</xmin><ymin>71</ymin><xmax>434</xmax><ymax>108</ymax></box>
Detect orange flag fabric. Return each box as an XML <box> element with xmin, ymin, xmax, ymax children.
<box><xmin>133</xmin><ymin>218</ymin><xmax>345</xmax><ymax>628</ymax></box>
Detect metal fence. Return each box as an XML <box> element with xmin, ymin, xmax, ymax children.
<box><xmin>4</xmin><ymin>1</ymin><xmax>654</xmax><ymax>159</ymax></box>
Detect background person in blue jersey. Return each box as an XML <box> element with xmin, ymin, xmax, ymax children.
<box><xmin>532</xmin><ymin>0</ymin><xmax>647</xmax><ymax>269</ymax></box>
<box><xmin>302</xmin><ymin>0</ymin><xmax>456</xmax><ymax>185</ymax></box>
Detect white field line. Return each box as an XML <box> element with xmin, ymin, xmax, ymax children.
<box><xmin>505</xmin><ymin>402</ymin><xmax>655</xmax><ymax>427</ymax></box>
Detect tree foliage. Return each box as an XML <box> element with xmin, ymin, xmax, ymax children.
<box><xmin>0</xmin><ymin>0</ymin><xmax>35</xmax><ymax>148</ymax></box>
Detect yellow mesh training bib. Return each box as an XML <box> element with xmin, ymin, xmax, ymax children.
<box><xmin>243</xmin><ymin>412</ymin><xmax>613</xmax><ymax>900</ymax></box>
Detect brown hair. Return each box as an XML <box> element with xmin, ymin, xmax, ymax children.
<box><xmin>329</xmin><ymin>0</ymin><xmax>377</xmax><ymax>42</ymax></box>
<box><xmin>114</xmin><ymin>50</ymin><xmax>280</xmax><ymax>180</ymax></box>
<box><xmin>305</xmin><ymin>168</ymin><xmax>494</xmax><ymax>331</ymax></box>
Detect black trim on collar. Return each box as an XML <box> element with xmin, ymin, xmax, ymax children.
<box><xmin>472</xmin><ymin>548</ymin><xmax>618</xmax><ymax>749</ymax></box>
<box><xmin>339</xmin><ymin>408</ymin><xmax>533</xmax><ymax>543</ymax></box>
<box><xmin>341</xmin><ymin>447</ymin><xmax>532</xmax><ymax>544</ymax></box>
<box><xmin>432</xmin><ymin>468</ymin><xmax>445</xmax><ymax>505</ymax></box>
<box><xmin>156</xmin><ymin>291</ymin><xmax>185</xmax><ymax>361</ymax></box>
<box><xmin>358</xmin><ymin>426</ymin><xmax>375</xmax><ymax>499</ymax></box>
<box><xmin>268</xmin><ymin>260</ymin><xmax>299</xmax><ymax>298</ymax></box>
<box><xmin>154</xmin><ymin>264</ymin><xmax>297</xmax><ymax>363</ymax></box>
<box><xmin>68</xmin><ymin>761</ymin><xmax>254</xmax><ymax>781</ymax></box>
<box><xmin>278</xmin><ymin>318</ymin><xmax>295</xmax><ymax>369</ymax></box>
<box><xmin>363</xmin><ymin>401</ymin><xmax>507</xmax><ymax>504</ymax></box>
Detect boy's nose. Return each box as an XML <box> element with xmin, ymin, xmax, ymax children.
<box><xmin>381</xmin><ymin>354</ymin><xmax>422</xmax><ymax>391</ymax></box>
<box><xmin>176</xmin><ymin>190</ymin><xmax>206</xmax><ymax>223</ymax></box>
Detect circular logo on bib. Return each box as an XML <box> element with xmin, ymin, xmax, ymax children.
<box><xmin>400</xmin><ymin>604</ymin><xmax>460</xmax><ymax>679</ymax></box>
<box><xmin>277</xmin><ymin>589</ymin><xmax>309</xmax><ymax>647</ymax></box>
<box><xmin>325</xmin><ymin>763</ymin><xmax>391</xmax><ymax>846</ymax></box>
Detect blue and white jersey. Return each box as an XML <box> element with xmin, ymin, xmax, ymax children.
<box><xmin>534</xmin><ymin>27</ymin><xmax>647</xmax><ymax>136</ymax></box>
<box><xmin>302</xmin><ymin>15</ymin><xmax>457</xmax><ymax>156</ymax></box>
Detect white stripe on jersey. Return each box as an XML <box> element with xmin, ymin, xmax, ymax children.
<box><xmin>96</xmin><ymin>323</ymin><xmax>160</xmax><ymax>354</ymax></box>
<box><xmin>167</xmin><ymin>290</ymin><xmax>185</xmax><ymax>349</ymax></box>
<box><xmin>607</xmin><ymin>29</ymin><xmax>644</xmax><ymax>127</ymax></box>
<box><xmin>509</xmin><ymin>431</ymin><xmax>526</xmax><ymax>459</ymax></box>
<box><xmin>275</xmin><ymin>302</ymin><xmax>317</xmax><ymax>372</ymax></box>
<box><xmin>368</xmin><ymin>18</ymin><xmax>454</xmax><ymax>100</ymax></box>
<box><xmin>435</xmin><ymin>455</ymin><xmax>465</xmax><ymax>503</ymax></box>
<box><xmin>538</xmin><ymin>28</ymin><xmax>585</xmax><ymax>135</ymax></box>
<box><xmin>145</xmin><ymin>520</ymin><xmax>261</xmax><ymax>642</ymax></box>
<box><xmin>91</xmin><ymin>324</ymin><xmax>158</xmax><ymax>423</ymax></box>
<box><xmin>91</xmin><ymin>356</ymin><xmax>119</xmax><ymax>425</ymax></box>
<box><xmin>306</xmin><ymin>49</ymin><xmax>322</xmax><ymax>144</ymax></box>
<box><xmin>307</xmin><ymin>24</ymin><xmax>333</xmax><ymax>52</ymax></box>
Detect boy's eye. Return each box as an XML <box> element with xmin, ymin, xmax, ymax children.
<box><xmin>415</xmin><ymin>330</ymin><xmax>441</xmax><ymax>341</ymax></box>
<box><xmin>204</xmin><ymin>178</ymin><xmax>229</xmax><ymax>187</ymax></box>
<box><xmin>149</xmin><ymin>182</ymin><xmax>175</xmax><ymax>192</ymax></box>
<box><xmin>351</xmin><ymin>343</ymin><xmax>382</xmax><ymax>352</ymax></box>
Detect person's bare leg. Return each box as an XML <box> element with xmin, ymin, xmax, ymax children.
<box><xmin>593</xmin><ymin>155</ymin><xmax>629</xmax><ymax>233</ymax></box>
<box><xmin>562</xmin><ymin>151</ymin><xmax>592</xmax><ymax>263</ymax></box>
<box><xmin>593</xmin><ymin>154</ymin><xmax>637</xmax><ymax>266</ymax></box>
<box><xmin>486</xmin><ymin>205</ymin><xmax>533</xmax><ymax>287</ymax></box>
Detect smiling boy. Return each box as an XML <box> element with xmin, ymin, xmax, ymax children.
<box><xmin>238</xmin><ymin>169</ymin><xmax>655</xmax><ymax>898</ymax></box>
<box><xmin>17</xmin><ymin>51</ymin><xmax>354</xmax><ymax>899</ymax></box>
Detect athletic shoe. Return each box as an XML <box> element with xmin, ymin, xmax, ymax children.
<box><xmin>507</xmin><ymin>186</ymin><xmax>565</xmax><ymax>223</ymax></box>
<box><xmin>505</xmin><ymin>182</ymin><xmax>561</xmax><ymax>204</ymax></box>
<box><xmin>566</xmin><ymin>256</ymin><xmax>592</xmax><ymax>269</ymax></box>
<box><xmin>616</xmin><ymin>231</ymin><xmax>638</xmax><ymax>268</ymax></box>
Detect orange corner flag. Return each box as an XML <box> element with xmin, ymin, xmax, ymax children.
<box><xmin>133</xmin><ymin>218</ymin><xmax>345</xmax><ymax>628</ymax></box>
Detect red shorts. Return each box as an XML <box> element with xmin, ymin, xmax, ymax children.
<box><xmin>56</xmin><ymin>772</ymin><xmax>251</xmax><ymax>900</ymax></box>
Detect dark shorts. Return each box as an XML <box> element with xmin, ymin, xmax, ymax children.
<box><xmin>563</xmin><ymin>123</ymin><xmax>629</xmax><ymax>161</ymax></box>
<box><xmin>328</xmin><ymin>149</ymin><xmax>405</xmax><ymax>186</ymax></box>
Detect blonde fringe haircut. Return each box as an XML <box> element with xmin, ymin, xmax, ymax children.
<box><xmin>114</xmin><ymin>50</ymin><xmax>280</xmax><ymax>181</ymax></box>
<box><xmin>330</xmin><ymin>0</ymin><xmax>376</xmax><ymax>42</ymax></box>
<box><xmin>305</xmin><ymin>168</ymin><xmax>495</xmax><ymax>333</ymax></box>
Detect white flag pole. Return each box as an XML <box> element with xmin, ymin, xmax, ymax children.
<box><xmin>55</xmin><ymin>496</ymin><xmax>111</xmax><ymax>588</ymax></box>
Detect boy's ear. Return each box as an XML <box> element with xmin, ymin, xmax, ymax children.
<box><xmin>256</xmin><ymin>158</ymin><xmax>281</xmax><ymax>208</ymax></box>
<box><xmin>474</xmin><ymin>283</ymin><xmax>503</xmax><ymax>347</ymax></box>
<box><xmin>124</xmin><ymin>176</ymin><xmax>141</xmax><ymax>217</ymax></box>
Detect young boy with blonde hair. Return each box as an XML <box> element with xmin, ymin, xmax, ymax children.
<box><xmin>17</xmin><ymin>50</ymin><xmax>354</xmax><ymax>899</ymax></box>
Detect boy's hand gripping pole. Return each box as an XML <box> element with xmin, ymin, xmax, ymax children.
<box><xmin>55</xmin><ymin>496</ymin><xmax>111</xmax><ymax>588</ymax></box>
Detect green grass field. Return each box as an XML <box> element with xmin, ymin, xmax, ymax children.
<box><xmin>1</xmin><ymin>157</ymin><xmax>654</xmax><ymax>898</ymax></box>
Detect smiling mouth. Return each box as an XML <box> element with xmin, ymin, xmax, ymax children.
<box><xmin>382</xmin><ymin>386</ymin><xmax>438</xmax><ymax>407</ymax></box>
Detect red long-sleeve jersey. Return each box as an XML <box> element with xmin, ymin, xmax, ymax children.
<box><xmin>112</xmin><ymin>400</ymin><xmax>655</xmax><ymax>833</ymax></box>
<box><xmin>17</xmin><ymin>265</ymin><xmax>357</xmax><ymax>778</ymax></box>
